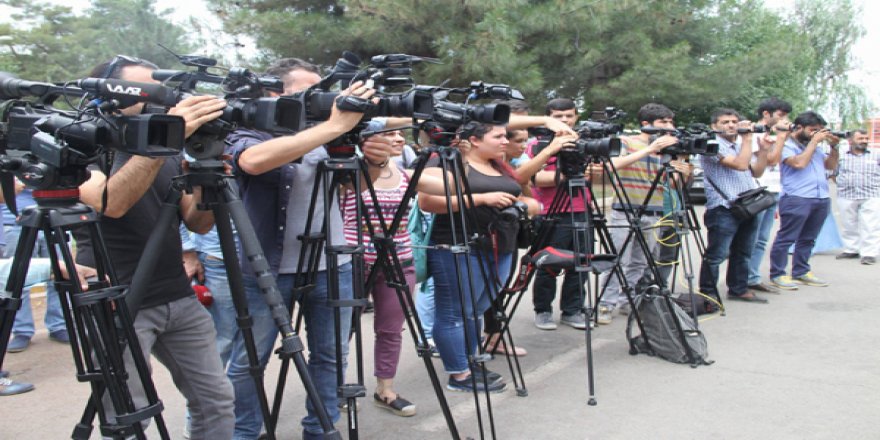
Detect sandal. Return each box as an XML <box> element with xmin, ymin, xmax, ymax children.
<box><xmin>373</xmin><ymin>393</ymin><xmax>417</xmax><ymax>417</ymax></box>
<box><xmin>487</xmin><ymin>342</ymin><xmax>528</xmax><ymax>357</ymax></box>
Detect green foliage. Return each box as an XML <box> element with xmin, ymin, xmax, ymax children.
<box><xmin>212</xmin><ymin>0</ymin><xmax>872</xmax><ymax>126</ymax></box>
<box><xmin>0</xmin><ymin>0</ymin><xmax>193</xmax><ymax>82</ymax></box>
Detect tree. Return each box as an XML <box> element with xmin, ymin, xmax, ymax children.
<box><xmin>212</xmin><ymin>0</ymin><xmax>872</xmax><ymax>125</ymax></box>
<box><xmin>0</xmin><ymin>0</ymin><xmax>194</xmax><ymax>82</ymax></box>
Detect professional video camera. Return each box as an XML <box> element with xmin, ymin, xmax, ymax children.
<box><xmin>641</xmin><ymin>123</ymin><xmax>719</xmax><ymax>156</ymax></box>
<box><xmin>420</xmin><ymin>81</ymin><xmax>522</xmax><ymax>146</ymax></box>
<box><xmin>0</xmin><ymin>73</ymin><xmax>185</xmax><ymax>195</ymax></box>
<box><xmin>281</xmin><ymin>51</ymin><xmax>436</xmax><ymax>136</ymax></box>
<box><xmin>530</xmin><ymin>107</ymin><xmax>625</xmax><ymax>159</ymax></box>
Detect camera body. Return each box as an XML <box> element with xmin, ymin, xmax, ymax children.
<box><xmin>642</xmin><ymin>125</ymin><xmax>719</xmax><ymax>156</ymax></box>
<box><xmin>499</xmin><ymin>200</ymin><xmax>529</xmax><ymax>224</ymax></box>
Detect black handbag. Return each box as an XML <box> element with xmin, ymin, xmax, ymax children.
<box><xmin>705</xmin><ymin>174</ymin><xmax>775</xmax><ymax>220</ymax></box>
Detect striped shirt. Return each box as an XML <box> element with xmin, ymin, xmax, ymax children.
<box><xmin>702</xmin><ymin>136</ymin><xmax>759</xmax><ymax>209</ymax></box>
<box><xmin>341</xmin><ymin>169</ymin><xmax>414</xmax><ymax>265</ymax></box>
<box><xmin>612</xmin><ymin>137</ymin><xmax>665</xmax><ymax>212</ymax></box>
<box><xmin>837</xmin><ymin>147</ymin><xmax>880</xmax><ymax>200</ymax></box>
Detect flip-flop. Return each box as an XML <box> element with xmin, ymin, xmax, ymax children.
<box><xmin>488</xmin><ymin>342</ymin><xmax>528</xmax><ymax>357</ymax></box>
<box><xmin>727</xmin><ymin>293</ymin><xmax>768</xmax><ymax>304</ymax></box>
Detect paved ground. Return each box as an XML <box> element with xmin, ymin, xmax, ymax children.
<box><xmin>3</xmin><ymin>199</ymin><xmax>879</xmax><ymax>439</ymax></box>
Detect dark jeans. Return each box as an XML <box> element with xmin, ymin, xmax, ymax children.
<box><xmin>533</xmin><ymin>211</ymin><xmax>588</xmax><ymax>316</ymax></box>
<box><xmin>699</xmin><ymin>206</ymin><xmax>759</xmax><ymax>297</ymax></box>
<box><xmin>769</xmin><ymin>196</ymin><xmax>830</xmax><ymax>278</ymax></box>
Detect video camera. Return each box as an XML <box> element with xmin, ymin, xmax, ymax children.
<box><xmin>641</xmin><ymin>124</ymin><xmax>718</xmax><ymax>156</ymax></box>
<box><xmin>420</xmin><ymin>81</ymin><xmax>521</xmax><ymax>146</ymax></box>
<box><xmin>531</xmin><ymin>107</ymin><xmax>625</xmax><ymax>159</ymax></box>
<box><xmin>0</xmin><ymin>72</ymin><xmax>185</xmax><ymax>198</ymax></box>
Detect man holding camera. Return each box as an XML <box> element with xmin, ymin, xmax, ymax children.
<box><xmin>76</xmin><ymin>56</ymin><xmax>235</xmax><ymax>438</ymax></box>
<box><xmin>595</xmin><ymin>103</ymin><xmax>684</xmax><ymax>324</ymax></box>
<box><xmin>746</xmin><ymin>97</ymin><xmax>792</xmax><ymax>293</ymax></box>
<box><xmin>766</xmin><ymin>111</ymin><xmax>840</xmax><ymax>289</ymax></box>
<box><xmin>224</xmin><ymin>58</ymin><xmax>394</xmax><ymax>440</ymax></box>
<box><xmin>525</xmin><ymin>98</ymin><xmax>592</xmax><ymax>330</ymax></box>
<box><xmin>700</xmin><ymin>108</ymin><xmax>770</xmax><ymax>303</ymax></box>
<box><xmin>835</xmin><ymin>129</ymin><xmax>880</xmax><ymax>265</ymax></box>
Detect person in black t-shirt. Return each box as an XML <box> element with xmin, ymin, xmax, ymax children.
<box><xmin>418</xmin><ymin>122</ymin><xmax>539</xmax><ymax>394</ymax></box>
<box><xmin>73</xmin><ymin>56</ymin><xmax>235</xmax><ymax>439</ymax></box>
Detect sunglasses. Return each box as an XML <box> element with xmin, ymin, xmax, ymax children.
<box><xmin>100</xmin><ymin>55</ymin><xmax>145</xmax><ymax>79</ymax></box>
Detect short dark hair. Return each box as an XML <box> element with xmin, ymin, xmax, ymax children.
<box><xmin>89</xmin><ymin>55</ymin><xmax>158</xmax><ymax>79</ymax></box>
<box><xmin>710</xmin><ymin>108</ymin><xmax>742</xmax><ymax>124</ymax></box>
<box><xmin>792</xmin><ymin>111</ymin><xmax>827</xmax><ymax>128</ymax></box>
<box><xmin>756</xmin><ymin>97</ymin><xmax>792</xmax><ymax>117</ymax></box>
<box><xmin>849</xmin><ymin>128</ymin><xmax>868</xmax><ymax>138</ymax></box>
<box><xmin>545</xmin><ymin>98</ymin><xmax>576</xmax><ymax>115</ymax></box>
<box><xmin>636</xmin><ymin>103</ymin><xmax>675</xmax><ymax>125</ymax></box>
<box><xmin>494</xmin><ymin>99</ymin><xmax>530</xmax><ymax>114</ymax></box>
<box><xmin>264</xmin><ymin>58</ymin><xmax>320</xmax><ymax>78</ymax></box>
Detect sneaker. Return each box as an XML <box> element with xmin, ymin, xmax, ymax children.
<box><xmin>6</xmin><ymin>335</ymin><xmax>31</xmax><ymax>353</ymax></box>
<box><xmin>597</xmin><ymin>305</ymin><xmax>613</xmax><ymax>325</ymax></box>
<box><xmin>861</xmin><ymin>256</ymin><xmax>876</xmax><ymax>265</ymax></box>
<box><xmin>560</xmin><ymin>312</ymin><xmax>587</xmax><ymax>330</ymax></box>
<box><xmin>447</xmin><ymin>374</ymin><xmax>506</xmax><ymax>393</ymax></box>
<box><xmin>748</xmin><ymin>282</ymin><xmax>780</xmax><ymax>294</ymax></box>
<box><xmin>373</xmin><ymin>393</ymin><xmax>417</xmax><ymax>417</ymax></box>
<box><xmin>0</xmin><ymin>377</ymin><xmax>35</xmax><ymax>396</ymax></box>
<box><xmin>770</xmin><ymin>276</ymin><xmax>799</xmax><ymax>291</ymax></box>
<box><xmin>534</xmin><ymin>312</ymin><xmax>557</xmax><ymax>330</ymax></box>
<box><xmin>836</xmin><ymin>252</ymin><xmax>859</xmax><ymax>260</ymax></box>
<box><xmin>617</xmin><ymin>302</ymin><xmax>632</xmax><ymax>316</ymax></box>
<box><xmin>471</xmin><ymin>364</ymin><xmax>504</xmax><ymax>385</ymax></box>
<box><xmin>49</xmin><ymin>329</ymin><xmax>70</xmax><ymax>344</ymax></box>
<box><xmin>793</xmin><ymin>272</ymin><xmax>829</xmax><ymax>287</ymax></box>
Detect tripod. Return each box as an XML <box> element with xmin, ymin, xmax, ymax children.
<box><xmin>487</xmin><ymin>156</ymin><xmax>624</xmax><ymax>405</ymax></box>
<box><xmin>271</xmin><ymin>143</ymin><xmax>459</xmax><ymax>439</ymax></box>
<box><xmin>0</xmin><ymin>190</ymin><xmax>169</xmax><ymax>440</ymax></box>
<box><xmin>125</xmin><ymin>139</ymin><xmax>340</xmax><ymax>440</ymax></box>
<box><xmin>595</xmin><ymin>155</ymin><xmax>708</xmax><ymax>366</ymax></box>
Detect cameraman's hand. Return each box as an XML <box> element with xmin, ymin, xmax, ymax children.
<box><xmin>476</xmin><ymin>192</ymin><xmax>518</xmax><ymax>209</ymax></box>
<box><xmin>736</xmin><ymin>120</ymin><xmax>754</xmax><ymax>136</ymax></box>
<box><xmin>650</xmin><ymin>135</ymin><xmax>679</xmax><ymax>153</ymax></box>
<box><xmin>774</xmin><ymin>117</ymin><xmax>792</xmax><ymax>134</ymax></box>
<box><xmin>545</xmin><ymin>134</ymin><xmax>578</xmax><ymax>155</ymax></box>
<box><xmin>168</xmin><ymin>95</ymin><xmax>227</xmax><ymax>138</ymax></box>
<box><xmin>183</xmin><ymin>250</ymin><xmax>205</xmax><ymax>283</ymax></box>
<box><xmin>543</xmin><ymin>117</ymin><xmax>577</xmax><ymax>136</ymax></box>
<box><xmin>362</xmin><ymin>134</ymin><xmax>394</xmax><ymax>166</ymax></box>
<box><xmin>328</xmin><ymin>81</ymin><xmax>377</xmax><ymax>132</ymax></box>
<box><xmin>669</xmin><ymin>159</ymin><xmax>693</xmax><ymax>178</ymax></box>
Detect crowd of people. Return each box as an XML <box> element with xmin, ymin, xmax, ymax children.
<box><xmin>2</xmin><ymin>54</ymin><xmax>878</xmax><ymax>440</ymax></box>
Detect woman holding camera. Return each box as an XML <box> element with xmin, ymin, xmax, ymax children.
<box><xmin>418</xmin><ymin>122</ymin><xmax>539</xmax><ymax>393</ymax></box>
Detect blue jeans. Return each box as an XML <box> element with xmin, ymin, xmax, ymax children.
<box><xmin>769</xmin><ymin>196</ymin><xmax>830</xmax><ymax>278</ymax></box>
<box><xmin>428</xmin><ymin>248</ymin><xmax>511</xmax><ymax>374</ymax></box>
<box><xmin>747</xmin><ymin>194</ymin><xmax>779</xmax><ymax>285</ymax></box>
<box><xmin>415</xmin><ymin>277</ymin><xmax>435</xmax><ymax>341</ymax></box>
<box><xmin>227</xmin><ymin>263</ymin><xmax>352</xmax><ymax>439</ymax></box>
<box><xmin>699</xmin><ymin>206</ymin><xmax>759</xmax><ymax>297</ymax></box>
<box><xmin>201</xmin><ymin>253</ymin><xmax>236</xmax><ymax>366</ymax></box>
<box><xmin>5</xmin><ymin>225</ymin><xmax>66</xmax><ymax>338</ymax></box>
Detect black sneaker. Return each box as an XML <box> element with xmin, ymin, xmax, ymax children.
<box><xmin>471</xmin><ymin>364</ymin><xmax>504</xmax><ymax>385</ymax></box>
<box><xmin>447</xmin><ymin>374</ymin><xmax>506</xmax><ymax>393</ymax></box>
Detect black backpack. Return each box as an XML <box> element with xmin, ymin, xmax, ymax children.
<box><xmin>625</xmin><ymin>287</ymin><xmax>712</xmax><ymax>366</ymax></box>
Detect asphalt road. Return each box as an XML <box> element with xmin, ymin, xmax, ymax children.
<box><xmin>2</xmin><ymin>200</ymin><xmax>879</xmax><ymax>440</ymax></box>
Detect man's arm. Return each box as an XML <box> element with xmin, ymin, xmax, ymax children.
<box><xmin>507</xmin><ymin>115</ymin><xmax>577</xmax><ymax>136</ymax></box>
<box><xmin>515</xmin><ymin>134</ymin><xmax>577</xmax><ymax>185</ymax></box>
<box><xmin>718</xmin><ymin>132</ymin><xmax>753</xmax><ymax>171</ymax></box>
<box><xmin>783</xmin><ymin>130</ymin><xmax>834</xmax><ymax>170</ymax></box>
<box><xmin>79</xmin><ymin>95</ymin><xmax>226</xmax><ymax>218</ymax></box>
<box><xmin>608</xmin><ymin>135</ymin><xmax>678</xmax><ymax>170</ymax></box>
<box><xmin>238</xmin><ymin>82</ymin><xmax>375</xmax><ymax>176</ymax></box>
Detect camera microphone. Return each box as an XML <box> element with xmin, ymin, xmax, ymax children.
<box><xmin>77</xmin><ymin>78</ymin><xmax>178</xmax><ymax>107</ymax></box>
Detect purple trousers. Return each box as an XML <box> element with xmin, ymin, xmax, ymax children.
<box><xmin>368</xmin><ymin>264</ymin><xmax>416</xmax><ymax>379</ymax></box>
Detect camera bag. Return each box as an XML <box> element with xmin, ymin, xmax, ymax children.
<box><xmin>626</xmin><ymin>287</ymin><xmax>711</xmax><ymax>365</ymax></box>
<box><xmin>704</xmin><ymin>174</ymin><xmax>775</xmax><ymax>220</ymax></box>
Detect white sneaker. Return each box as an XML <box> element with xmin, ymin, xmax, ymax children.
<box><xmin>597</xmin><ymin>306</ymin><xmax>613</xmax><ymax>325</ymax></box>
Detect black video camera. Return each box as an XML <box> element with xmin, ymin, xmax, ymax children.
<box><xmin>641</xmin><ymin>124</ymin><xmax>719</xmax><ymax>156</ymax></box>
<box><xmin>419</xmin><ymin>81</ymin><xmax>521</xmax><ymax>146</ymax></box>
<box><xmin>531</xmin><ymin>107</ymin><xmax>625</xmax><ymax>159</ymax></box>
